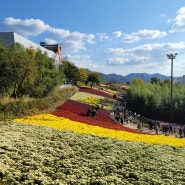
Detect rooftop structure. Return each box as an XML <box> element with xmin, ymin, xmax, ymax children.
<box><xmin>0</xmin><ymin>32</ymin><xmax>62</xmax><ymax>66</ymax></box>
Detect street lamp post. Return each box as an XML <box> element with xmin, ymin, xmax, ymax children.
<box><xmin>167</xmin><ymin>53</ymin><xmax>177</xmax><ymax>124</ymax></box>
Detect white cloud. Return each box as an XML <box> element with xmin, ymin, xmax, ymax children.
<box><xmin>107</xmin><ymin>57</ymin><xmax>129</xmax><ymax>65</ymax></box>
<box><xmin>47</xmin><ymin>28</ymin><xmax>71</xmax><ymax>38</ymax></box>
<box><xmin>167</xmin><ymin>19</ymin><xmax>172</xmax><ymax>24</ymax></box>
<box><xmin>44</xmin><ymin>38</ymin><xmax>58</xmax><ymax>44</ymax></box>
<box><xmin>106</xmin><ymin>48</ymin><xmax>126</xmax><ymax>55</ymax></box>
<box><xmin>1</xmin><ymin>15</ymin><xmax>185</xmax><ymax>76</ymax></box>
<box><xmin>63</xmin><ymin>39</ymin><xmax>87</xmax><ymax>53</ymax></box>
<box><xmin>112</xmin><ymin>31</ymin><xmax>122</xmax><ymax>38</ymax></box>
<box><xmin>122</xmin><ymin>34</ymin><xmax>141</xmax><ymax>43</ymax></box>
<box><xmin>47</xmin><ymin>28</ymin><xmax>95</xmax><ymax>53</ymax></box>
<box><xmin>122</xmin><ymin>29</ymin><xmax>167</xmax><ymax>43</ymax></box>
<box><xmin>48</xmin><ymin>28</ymin><xmax>95</xmax><ymax>43</ymax></box>
<box><xmin>2</xmin><ymin>17</ymin><xmax>50</xmax><ymax>36</ymax></box>
<box><xmin>66</xmin><ymin>54</ymin><xmax>99</xmax><ymax>69</ymax></box>
<box><xmin>96</xmin><ymin>33</ymin><xmax>110</xmax><ymax>41</ymax></box>
<box><xmin>107</xmin><ymin>42</ymin><xmax>185</xmax><ymax>55</ymax></box>
<box><xmin>1</xmin><ymin>17</ymin><xmax>95</xmax><ymax>53</ymax></box>
<box><xmin>160</xmin><ymin>14</ymin><xmax>166</xmax><ymax>17</ymax></box>
<box><xmin>106</xmin><ymin>42</ymin><xmax>185</xmax><ymax>67</ymax></box>
<box><xmin>169</xmin><ymin>6</ymin><xmax>185</xmax><ymax>33</ymax></box>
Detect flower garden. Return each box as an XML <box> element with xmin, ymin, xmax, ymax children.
<box><xmin>0</xmin><ymin>87</ymin><xmax>185</xmax><ymax>184</ymax></box>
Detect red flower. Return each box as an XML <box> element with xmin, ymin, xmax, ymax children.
<box><xmin>79</xmin><ymin>87</ymin><xmax>114</xmax><ymax>98</ymax></box>
<box><xmin>52</xmin><ymin>99</ymin><xmax>151</xmax><ymax>134</ymax></box>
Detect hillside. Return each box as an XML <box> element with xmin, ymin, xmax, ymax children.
<box><xmin>100</xmin><ymin>72</ymin><xmax>172</xmax><ymax>84</ymax></box>
<box><xmin>86</xmin><ymin>69</ymin><xmax>172</xmax><ymax>84</ymax></box>
<box><xmin>1</xmin><ymin>87</ymin><xmax>185</xmax><ymax>184</ymax></box>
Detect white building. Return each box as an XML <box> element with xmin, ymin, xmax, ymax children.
<box><xmin>0</xmin><ymin>32</ymin><xmax>62</xmax><ymax>66</ymax></box>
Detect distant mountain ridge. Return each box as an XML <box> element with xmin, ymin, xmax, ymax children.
<box><xmin>99</xmin><ymin>72</ymin><xmax>171</xmax><ymax>84</ymax></box>
<box><xmin>85</xmin><ymin>69</ymin><xmax>182</xmax><ymax>84</ymax></box>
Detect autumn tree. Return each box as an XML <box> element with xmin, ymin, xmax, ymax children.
<box><xmin>78</xmin><ymin>68</ymin><xmax>88</xmax><ymax>83</ymax></box>
<box><xmin>7</xmin><ymin>43</ymin><xmax>37</xmax><ymax>98</ymax></box>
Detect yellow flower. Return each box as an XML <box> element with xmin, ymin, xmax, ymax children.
<box><xmin>14</xmin><ymin>113</ymin><xmax>185</xmax><ymax>147</ymax></box>
<box><xmin>79</xmin><ymin>96</ymin><xmax>99</xmax><ymax>105</ymax></box>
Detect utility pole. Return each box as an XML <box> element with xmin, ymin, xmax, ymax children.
<box><xmin>166</xmin><ymin>53</ymin><xmax>177</xmax><ymax>124</ymax></box>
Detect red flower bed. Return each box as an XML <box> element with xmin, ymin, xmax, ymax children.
<box><xmin>79</xmin><ymin>87</ymin><xmax>114</xmax><ymax>98</ymax></box>
<box><xmin>52</xmin><ymin>99</ymin><xmax>151</xmax><ymax>134</ymax></box>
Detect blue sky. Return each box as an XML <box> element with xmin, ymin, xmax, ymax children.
<box><xmin>0</xmin><ymin>0</ymin><xmax>185</xmax><ymax>77</ymax></box>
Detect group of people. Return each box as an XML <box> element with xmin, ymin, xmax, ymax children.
<box><xmin>109</xmin><ymin>95</ymin><xmax>134</xmax><ymax>125</ymax></box>
<box><xmin>179</xmin><ymin>126</ymin><xmax>185</xmax><ymax>138</ymax></box>
<box><xmin>160</xmin><ymin>123</ymin><xmax>185</xmax><ymax>138</ymax></box>
<box><xmin>85</xmin><ymin>93</ymin><xmax>185</xmax><ymax>138</ymax></box>
<box><xmin>136</xmin><ymin>115</ymin><xmax>185</xmax><ymax>137</ymax></box>
<box><xmin>109</xmin><ymin>94</ymin><xmax>185</xmax><ymax>138</ymax></box>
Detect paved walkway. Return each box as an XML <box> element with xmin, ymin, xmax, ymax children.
<box><xmin>123</xmin><ymin>122</ymin><xmax>180</xmax><ymax>138</ymax></box>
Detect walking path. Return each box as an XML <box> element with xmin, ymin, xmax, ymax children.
<box><xmin>124</xmin><ymin>123</ymin><xmax>159</xmax><ymax>134</ymax></box>
<box><xmin>124</xmin><ymin>122</ymin><xmax>181</xmax><ymax>138</ymax></box>
<box><xmin>112</xmin><ymin>93</ymin><xmax>184</xmax><ymax>138</ymax></box>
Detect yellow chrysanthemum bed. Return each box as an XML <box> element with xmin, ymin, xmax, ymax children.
<box><xmin>14</xmin><ymin>113</ymin><xmax>185</xmax><ymax>147</ymax></box>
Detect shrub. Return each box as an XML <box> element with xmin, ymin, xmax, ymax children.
<box><xmin>0</xmin><ymin>86</ymin><xmax>78</xmax><ymax>120</ymax></box>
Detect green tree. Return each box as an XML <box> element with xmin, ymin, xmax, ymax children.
<box><xmin>78</xmin><ymin>68</ymin><xmax>88</xmax><ymax>83</ymax></box>
<box><xmin>163</xmin><ymin>79</ymin><xmax>171</xmax><ymax>87</ymax></box>
<box><xmin>127</xmin><ymin>78</ymin><xmax>185</xmax><ymax>123</ymax></box>
<box><xmin>0</xmin><ymin>42</ymin><xmax>11</xmax><ymax>97</ymax></box>
<box><xmin>151</xmin><ymin>77</ymin><xmax>162</xmax><ymax>85</ymax></box>
<box><xmin>87</xmin><ymin>72</ymin><xmax>101</xmax><ymax>87</ymax></box>
<box><xmin>62</xmin><ymin>60</ymin><xmax>79</xmax><ymax>85</ymax></box>
<box><xmin>30</xmin><ymin>50</ymin><xmax>60</xmax><ymax>98</ymax></box>
<box><xmin>127</xmin><ymin>78</ymin><xmax>148</xmax><ymax>115</ymax></box>
<box><xmin>0</xmin><ymin>42</ymin><xmax>61</xmax><ymax>99</ymax></box>
<box><xmin>8</xmin><ymin>43</ymin><xmax>37</xmax><ymax>98</ymax></box>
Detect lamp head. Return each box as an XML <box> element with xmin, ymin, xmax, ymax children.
<box><xmin>167</xmin><ymin>53</ymin><xmax>177</xmax><ymax>59</ymax></box>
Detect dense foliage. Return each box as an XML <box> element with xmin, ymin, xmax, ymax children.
<box><xmin>0</xmin><ymin>87</ymin><xmax>78</xmax><ymax>120</ymax></box>
<box><xmin>127</xmin><ymin>79</ymin><xmax>185</xmax><ymax>124</ymax></box>
<box><xmin>0</xmin><ymin>42</ymin><xmax>61</xmax><ymax>99</ymax></box>
<box><xmin>0</xmin><ymin>40</ymin><xmax>103</xmax><ymax>120</ymax></box>
<box><xmin>61</xmin><ymin>60</ymin><xmax>80</xmax><ymax>85</ymax></box>
<box><xmin>59</xmin><ymin>60</ymin><xmax>102</xmax><ymax>87</ymax></box>
<box><xmin>87</xmin><ymin>72</ymin><xmax>102</xmax><ymax>86</ymax></box>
